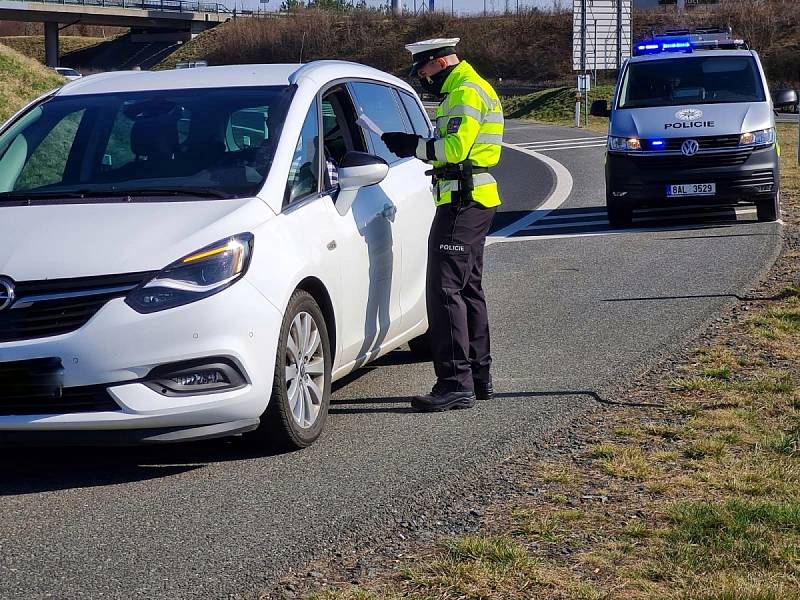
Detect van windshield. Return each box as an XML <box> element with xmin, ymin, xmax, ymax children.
<box><xmin>0</xmin><ymin>85</ymin><xmax>294</xmax><ymax>201</ymax></box>
<box><xmin>618</xmin><ymin>55</ymin><xmax>765</xmax><ymax>109</ymax></box>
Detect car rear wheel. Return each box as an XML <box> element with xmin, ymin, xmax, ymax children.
<box><xmin>756</xmin><ymin>191</ymin><xmax>780</xmax><ymax>222</ymax></box>
<box><xmin>251</xmin><ymin>290</ymin><xmax>331</xmax><ymax>450</ymax></box>
<box><xmin>607</xmin><ymin>194</ymin><xmax>633</xmax><ymax>228</ymax></box>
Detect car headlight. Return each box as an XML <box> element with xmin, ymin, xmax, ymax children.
<box><xmin>609</xmin><ymin>136</ymin><xmax>642</xmax><ymax>152</ymax></box>
<box><xmin>740</xmin><ymin>128</ymin><xmax>775</xmax><ymax>147</ymax></box>
<box><xmin>125</xmin><ymin>233</ymin><xmax>254</xmax><ymax>314</ymax></box>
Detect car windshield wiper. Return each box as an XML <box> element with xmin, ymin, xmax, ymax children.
<box><xmin>0</xmin><ymin>191</ymin><xmax>94</xmax><ymax>202</ymax></box>
<box><xmin>114</xmin><ymin>187</ymin><xmax>233</xmax><ymax>199</ymax></box>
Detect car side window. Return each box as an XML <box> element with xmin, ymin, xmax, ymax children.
<box><xmin>321</xmin><ymin>86</ymin><xmax>368</xmax><ymax>193</ymax></box>
<box><xmin>399</xmin><ymin>90</ymin><xmax>433</xmax><ymax>137</ymax></box>
<box><xmin>284</xmin><ymin>100</ymin><xmax>321</xmax><ymax>205</ymax></box>
<box><xmin>350</xmin><ymin>82</ymin><xmax>412</xmax><ymax>164</ymax></box>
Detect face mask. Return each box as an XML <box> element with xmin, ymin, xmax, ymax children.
<box><xmin>420</xmin><ymin>65</ymin><xmax>455</xmax><ymax>98</ymax></box>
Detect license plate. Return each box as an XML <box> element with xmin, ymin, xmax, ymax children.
<box><xmin>667</xmin><ymin>183</ymin><xmax>716</xmax><ymax>197</ymax></box>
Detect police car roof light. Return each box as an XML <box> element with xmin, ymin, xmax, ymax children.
<box><xmin>633</xmin><ymin>26</ymin><xmax>747</xmax><ymax>56</ymax></box>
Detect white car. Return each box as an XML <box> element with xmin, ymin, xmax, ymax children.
<box><xmin>53</xmin><ymin>67</ymin><xmax>82</xmax><ymax>81</ymax></box>
<box><xmin>0</xmin><ymin>62</ymin><xmax>436</xmax><ymax>448</ymax></box>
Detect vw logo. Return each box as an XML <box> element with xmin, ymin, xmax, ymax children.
<box><xmin>681</xmin><ymin>139</ymin><xmax>700</xmax><ymax>157</ymax></box>
<box><xmin>0</xmin><ymin>277</ymin><xmax>15</xmax><ymax>312</ymax></box>
<box><xmin>676</xmin><ymin>108</ymin><xmax>703</xmax><ymax>121</ymax></box>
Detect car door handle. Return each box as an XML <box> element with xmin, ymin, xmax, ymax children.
<box><xmin>380</xmin><ymin>203</ymin><xmax>397</xmax><ymax>222</ymax></box>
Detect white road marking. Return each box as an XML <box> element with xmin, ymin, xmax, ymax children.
<box><xmin>487</xmin><ymin>142</ymin><xmax>574</xmax><ymax>245</ymax></box>
<box><xmin>529</xmin><ymin>143</ymin><xmax>608</xmax><ymax>152</ymax></box>
<box><xmin>520</xmin><ymin>136</ymin><xmax>607</xmax><ymax>145</ymax></box>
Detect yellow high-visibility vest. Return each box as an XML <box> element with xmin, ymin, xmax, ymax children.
<box><xmin>415</xmin><ymin>61</ymin><xmax>504</xmax><ymax>208</ymax></box>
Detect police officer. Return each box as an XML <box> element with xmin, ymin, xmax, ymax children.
<box><xmin>381</xmin><ymin>38</ymin><xmax>504</xmax><ymax>412</ymax></box>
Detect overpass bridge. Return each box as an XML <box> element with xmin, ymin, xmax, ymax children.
<box><xmin>0</xmin><ymin>0</ymin><xmax>233</xmax><ymax>66</ymax></box>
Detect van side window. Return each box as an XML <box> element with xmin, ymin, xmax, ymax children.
<box><xmin>399</xmin><ymin>91</ymin><xmax>433</xmax><ymax>137</ymax></box>
<box><xmin>284</xmin><ymin>100</ymin><xmax>321</xmax><ymax>205</ymax></box>
<box><xmin>349</xmin><ymin>82</ymin><xmax>412</xmax><ymax>164</ymax></box>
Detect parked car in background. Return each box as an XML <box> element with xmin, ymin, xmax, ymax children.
<box><xmin>0</xmin><ymin>62</ymin><xmax>435</xmax><ymax>449</ymax></box>
<box><xmin>53</xmin><ymin>67</ymin><xmax>82</xmax><ymax>81</ymax></box>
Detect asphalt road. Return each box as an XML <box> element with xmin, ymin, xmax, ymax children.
<box><xmin>0</xmin><ymin>121</ymin><xmax>783</xmax><ymax>600</ymax></box>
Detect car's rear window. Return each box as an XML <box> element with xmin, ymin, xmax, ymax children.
<box><xmin>618</xmin><ymin>55</ymin><xmax>766</xmax><ymax>109</ymax></box>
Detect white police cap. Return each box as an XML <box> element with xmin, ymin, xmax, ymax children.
<box><xmin>405</xmin><ymin>38</ymin><xmax>460</xmax><ymax>75</ymax></box>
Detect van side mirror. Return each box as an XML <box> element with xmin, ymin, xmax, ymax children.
<box><xmin>773</xmin><ymin>89</ymin><xmax>799</xmax><ymax>110</ymax></box>
<box><xmin>335</xmin><ymin>151</ymin><xmax>389</xmax><ymax>216</ymax></box>
<box><xmin>590</xmin><ymin>99</ymin><xmax>611</xmax><ymax>118</ymax></box>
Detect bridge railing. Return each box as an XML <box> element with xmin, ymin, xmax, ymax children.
<box><xmin>16</xmin><ymin>0</ymin><xmax>233</xmax><ymax>14</ymax></box>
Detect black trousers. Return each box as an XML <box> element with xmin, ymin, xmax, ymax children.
<box><xmin>427</xmin><ymin>199</ymin><xmax>496</xmax><ymax>392</ymax></box>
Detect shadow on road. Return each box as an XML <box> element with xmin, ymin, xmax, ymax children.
<box><xmin>0</xmin><ymin>438</ymin><xmax>286</xmax><ymax>496</ymax></box>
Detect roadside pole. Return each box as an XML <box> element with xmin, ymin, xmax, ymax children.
<box><xmin>580</xmin><ymin>0</ymin><xmax>587</xmax><ymax>129</ymax></box>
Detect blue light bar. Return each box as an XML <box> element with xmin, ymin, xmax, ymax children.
<box><xmin>633</xmin><ymin>39</ymin><xmax>694</xmax><ymax>56</ymax></box>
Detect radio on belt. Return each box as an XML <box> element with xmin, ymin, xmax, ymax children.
<box><xmin>590</xmin><ymin>26</ymin><xmax>784</xmax><ymax>228</ymax></box>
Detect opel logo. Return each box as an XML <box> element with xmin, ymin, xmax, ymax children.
<box><xmin>676</xmin><ymin>108</ymin><xmax>703</xmax><ymax>121</ymax></box>
<box><xmin>0</xmin><ymin>277</ymin><xmax>15</xmax><ymax>312</ymax></box>
<box><xmin>681</xmin><ymin>139</ymin><xmax>700</xmax><ymax>157</ymax></box>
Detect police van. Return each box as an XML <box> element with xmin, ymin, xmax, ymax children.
<box><xmin>591</xmin><ymin>28</ymin><xmax>784</xmax><ymax>227</ymax></box>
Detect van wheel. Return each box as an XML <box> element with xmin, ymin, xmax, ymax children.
<box><xmin>756</xmin><ymin>191</ymin><xmax>780</xmax><ymax>222</ymax></box>
<box><xmin>251</xmin><ymin>290</ymin><xmax>331</xmax><ymax>450</ymax></box>
<box><xmin>607</xmin><ymin>195</ymin><xmax>633</xmax><ymax>228</ymax></box>
<box><xmin>408</xmin><ymin>330</ymin><xmax>433</xmax><ymax>361</ymax></box>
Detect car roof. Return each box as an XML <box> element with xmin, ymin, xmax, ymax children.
<box><xmin>627</xmin><ymin>49</ymin><xmax>755</xmax><ymax>64</ymax></box>
<box><xmin>54</xmin><ymin>61</ymin><xmax>413</xmax><ymax>96</ymax></box>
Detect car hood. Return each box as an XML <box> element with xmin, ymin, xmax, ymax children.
<box><xmin>611</xmin><ymin>102</ymin><xmax>772</xmax><ymax>138</ymax></box>
<box><xmin>0</xmin><ymin>197</ymin><xmax>273</xmax><ymax>281</ymax></box>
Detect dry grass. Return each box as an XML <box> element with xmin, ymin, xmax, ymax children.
<box><xmin>0</xmin><ymin>36</ymin><xmax>106</xmax><ymax>64</ymax></box>
<box><xmin>0</xmin><ymin>43</ymin><xmax>63</xmax><ymax>123</ymax></box>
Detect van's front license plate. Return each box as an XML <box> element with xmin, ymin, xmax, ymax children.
<box><xmin>667</xmin><ymin>183</ymin><xmax>716</xmax><ymax>197</ymax></box>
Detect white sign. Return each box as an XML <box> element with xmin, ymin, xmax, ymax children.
<box><xmin>573</xmin><ymin>0</ymin><xmax>632</xmax><ymax>71</ymax></box>
<box><xmin>577</xmin><ymin>74</ymin><xmax>591</xmax><ymax>92</ymax></box>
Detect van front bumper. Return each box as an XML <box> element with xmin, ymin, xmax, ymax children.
<box><xmin>606</xmin><ymin>145</ymin><xmax>779</xmax><ymax>206</ymax></box>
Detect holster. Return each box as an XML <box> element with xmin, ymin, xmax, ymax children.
<box><xmin>425</xmin><ymin>162</ymin><xmax>489</xmax><ymax>207</ymax></box>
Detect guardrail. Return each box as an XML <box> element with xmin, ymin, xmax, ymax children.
<box><xmin>9</xmin><ymin>0</ymin><xmax>233</xmax><ymax>14</ymax></box>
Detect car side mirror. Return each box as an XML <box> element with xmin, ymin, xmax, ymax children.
<box><xmin>335</xmin><ymin>151</ymin><xmax>389</xmax><ymax>216</ymax></box>
<box><xmin>590</xmin><ymin>99</ymin><xmax>611</xmax><ymax>118</ymax></box>
<box><xmin>773</xmin><ymin>89</ymin><xmax>799</xmax><ymax>110</ymax></box>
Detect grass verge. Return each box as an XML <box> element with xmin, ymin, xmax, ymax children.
<box><xmin>293</xmin><ymin>123</ymin><xmax>800</xmax><ymax>600</ymax></box>
<box><xmin>0</xmin><ymin>42</ymin><xmax>63</xmax><ymax>123</ymax></box>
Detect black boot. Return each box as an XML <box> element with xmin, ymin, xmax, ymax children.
<box><xmin>473</xmin><ymin>380</ymin><xmax>494</xmax><ymax>400</ymax></box>
<box><xmin>411</xmin><ymin>387</ymin><xmax>476</xmax><ymax>412</ymax></box>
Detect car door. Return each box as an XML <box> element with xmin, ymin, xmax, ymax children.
<box><xmin>350</xmin><ymin>82</ymin><xmax>435</xmax><ymax>335</ymax></box>
<box><xmin>321</xmin><ymin>84</ymin><xmax>403</xmax><ymax>369</ymax></box>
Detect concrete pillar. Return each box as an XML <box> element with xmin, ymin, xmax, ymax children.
<box><xmin>44</xmin><ymin>22</ymin><xmax>59</xmax><ymax>68</ymax></box>
<box><xmin>391</xmin><ymin>0</ymin><xmax>401</xmax><ymax>15</ymax></box>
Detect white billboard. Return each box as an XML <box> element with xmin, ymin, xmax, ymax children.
<box><xmin>573</xmin><ymin>0</ymin><xmax>632</xmax><ymax>71</ymax></box>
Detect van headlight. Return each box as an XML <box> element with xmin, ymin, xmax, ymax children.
<box><xmin>125</xmin><ymin>233</ymin><xmax>254</xmax><ymax>314</ymax></box>
<box><xmin>740</xmin><ymin>128</ymin><xmax>775</xmax><ymax>147</ymax></box>
<box><xmin>609</xmin><ymin>136</ymin><xmax>642</xmax><ymax>152</ymax></box>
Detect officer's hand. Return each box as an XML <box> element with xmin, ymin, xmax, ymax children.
<box><xmin>381</xmin><ymin>132</ymin><xmax>420</xmax><ymax>158</ymax></box>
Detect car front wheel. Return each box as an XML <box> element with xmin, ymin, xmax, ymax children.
<box><xmin>251</xmin><ymin>290</ymin><xmax>331</xmax><ymax>450</ymax></box>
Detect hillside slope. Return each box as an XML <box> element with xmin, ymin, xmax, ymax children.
<box><xmin>0</xmin><ymin>42</ymin><xmax>63</xmax><ymax>123</ymax></box>
<box><xmin>0</xmin><ymin>36</ymin><xmax>106</xmax><ymax>64</ymax></box>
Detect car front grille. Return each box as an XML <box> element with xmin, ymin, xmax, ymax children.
<box><xmin>0</xmin><ymin>272</ymin><xmax>155</xmax><ymax>343</ymax></box>
<box><xmin>660</xmin><ymin>135</ymin><xmax>742</xmax><ymax>151</ymax></box>
<box><xmin>0</xmin><ymin>358</ymin><xmax>120</xmax><ymax>415</ymax></box>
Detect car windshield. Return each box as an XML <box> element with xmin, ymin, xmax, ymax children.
<box><xmin>0</xmin><ymin>85</ymin><xmax>294</xmax><ymax>201</ymax></box>
<box><xmin>618</xmin><ymin>55</ymin><xmax>765</xmax><ymax>109</ymax></box>
<box><xmin>59</xmin><ymin>69</ymin><xmax>80</xmax><ymax>77</ymax></box>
